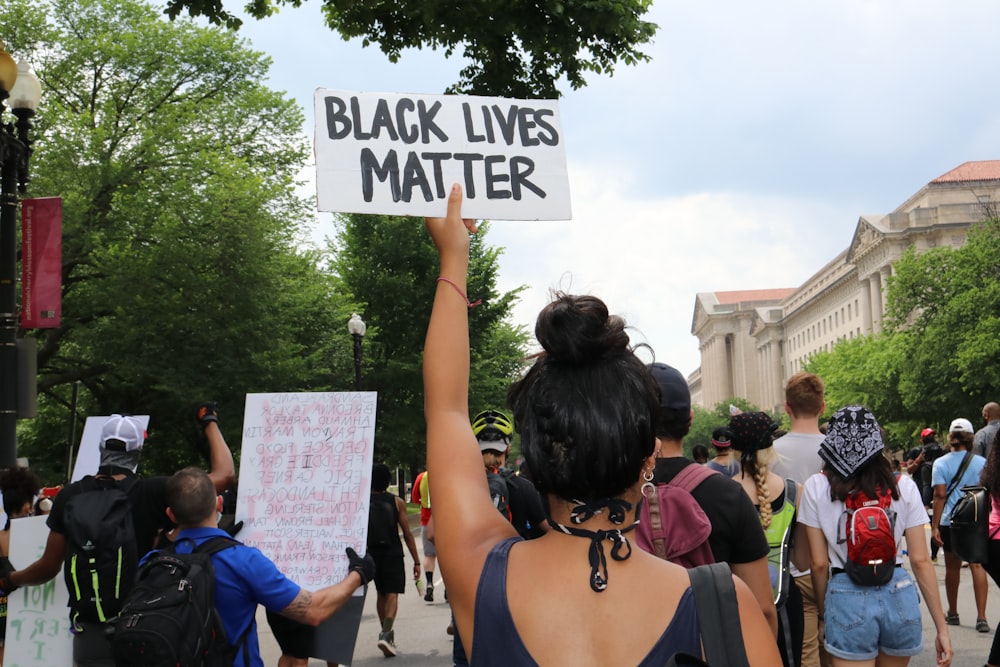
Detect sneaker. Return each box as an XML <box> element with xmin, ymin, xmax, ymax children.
<box><xmin>424</xmin><ymin>584</ymin><xmax>434</xmax><ymax>602</ymax></box>
<box><xmin>946</xmin><ymin>612</ymin><xmax>960</xmax><ymax>626</ymax></box>
<box><xmin>978</xmin><ymin>618</ymin><xmax>991</xmax><ymax>633</ymax></box>
<box><xmin>377</xmin><ymin>631</ymin><xmax>397</xmax><ymax>657</ymax></box>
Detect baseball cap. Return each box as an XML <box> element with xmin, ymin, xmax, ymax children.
<box><xmin>100</xmin><ymin>414</ymin><xmax>145</xmax><ymax>452</ymax></box>
<box><xmin>711</xmin><ymin>426</ymin><xmax>733</xmax><ymax>448</ymax></box>
<box><xmin>649</xmin><ymin>363</ymin><xmax>691</xmax><ymax>412</ymax></box>
<box><xmin>949</xmin><ymin>418</ymin><xmax>974</xmax><ymax>434</ymax></box>
<box><xmin>920</xmin><ymin>427</ymin><xmax>935</xmax><ymax>439</ymax></box>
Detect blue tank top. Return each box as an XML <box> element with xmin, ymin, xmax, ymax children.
<box><xmin>469</xmin><ymin>537</ymin><xmax>702</xmax><ymax>666</ymax></box>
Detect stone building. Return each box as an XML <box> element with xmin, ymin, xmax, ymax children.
<box><xmin>690</xmin><ymin>160</ymin><xmax>1000</xmax><ymax>411</ymax></box>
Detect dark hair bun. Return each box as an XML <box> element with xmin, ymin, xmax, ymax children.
<box><xmin>535</xmin><ymin>294</ymin><xmax>629</xmax><ymax>364</ymax></box>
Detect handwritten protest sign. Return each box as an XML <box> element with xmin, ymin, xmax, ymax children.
<box><xmin>71</xmin><ymin>415</ymin><xmax>151</xmax><ymax>483</ymax></box>
<box><xmin>314</xmin><ymin>89</ymin><xmax>571</xmax><ymax>220</ymax></box>
<box><xmin>5</xmin><ymin>516</ymin><xmax>72</xmax><ymax>667</ymax></box>
<box><xmin>236</xmin><ymin>391</ymin><xmax>377</xmax><ymax>664</ymax></box>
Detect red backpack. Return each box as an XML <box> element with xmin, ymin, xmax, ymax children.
<box><xmin>839</xmin><ymin>488</ymin><xmax>897</xmax><ymax>586</ymax></box>
<box><xmin>635</xmin><ymin>464</ymin><xmax>717</xmax><ymax>568</ymax></box>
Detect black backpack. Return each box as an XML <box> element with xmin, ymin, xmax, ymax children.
<box><xmin>63</xmin><ymin>475</ymin><xmax>139</xmax><ymax>623</ymax></box>
<box><xmin>486</xmin><ymin>467</ymin><xmax>512</xmax><ymax>521</ymax></box>
<box><xmin>367</xmin><ymin>492</ymin><xmax>400</xmax><ymax>549</ymax></box>
<box><xmin>109</xmin><ymin>536</ymin><xmax>246</xmax><ymax>667</ymax></box>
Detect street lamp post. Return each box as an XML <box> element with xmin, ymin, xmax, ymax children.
<box><xmin>347</xmin><ymin>313</ymin><xmax>366</xmax><ymax>390</ymax></box>
<box><xmin>0</xmin><ymin>46</ymin><xmax>42</xmax><ymax>467</ymax></box>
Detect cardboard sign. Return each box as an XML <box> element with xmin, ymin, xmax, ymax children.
<box><xmin>314</xmin><ymin>89</ymin><xmax>571</xmax><ymax>220</ymax></box>
<box><xmin>236</xmin><ymin>391</ymin><xmax>377</xmax><ymax>664</ymax></box>
<box><xmin>71</xmin><ymin>415</ymin><xmax>151</xmax><ymax>483</ymax></box>
<box><xmin>5</xmin><ymin>516</ymin><xmax>73</xmax><ymax>667</ymax></box>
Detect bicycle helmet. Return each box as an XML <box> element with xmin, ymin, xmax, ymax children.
<box><xmin>472</xmin><ymin>410</ymin><xmax>514</xmax><ymax>445</ymax></box>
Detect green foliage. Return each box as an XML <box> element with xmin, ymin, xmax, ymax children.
<box><xmin>331</xmin><ymin>215</ymin><xmax>529</xmax><ymax>468</ymax></box>
<box><xmin>4</xmin><ymin>0</ymin><xmax>357</xmax><ymax>482</ymax></box>
<box><xmin>162</xmin><ymin>0</ymin><xmax>658</xmax><ymax>98</ymax></box>
<box><xmin>805</xmin><ymin>218</ymin><xmax>1000</xmax><ymax>452</ymax></box>
<box><xmin>686</xmin><ymin>398</ymin><xmax>764</xmax><ymax>457</ymax></box>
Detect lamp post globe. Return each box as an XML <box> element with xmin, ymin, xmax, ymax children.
<box><xmin>348</xmin><ymin>313</ymin><xmax>366</xmax><ymax>390</ymax></box>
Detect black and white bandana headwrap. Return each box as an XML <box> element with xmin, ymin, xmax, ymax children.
<box><xmin>819</xmin><ymin>405</ymin><xmax>884</xmax><ymax>478</ymax></box>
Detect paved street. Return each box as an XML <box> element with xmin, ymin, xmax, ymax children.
<box><xmin>258</xmin><ymin>522</ymin><xmax>1000</xmax><ymax>666</ymax></box>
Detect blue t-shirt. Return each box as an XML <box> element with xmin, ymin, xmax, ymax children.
<box><xmin>155</xmin><ymin>527</ymin><xmax>301</xmax><ymax>667</ymax></box>
<box><xmin>932</xmin><ymin>451</ymin><xmax>986</xmax><ymax>526</ymax></box>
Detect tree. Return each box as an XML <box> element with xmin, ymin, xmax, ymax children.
<box><xmin>4</xmin><ymin>0</ymin><xmax>357</xmax><ymax>482</ymax></box>
<box><xmin>162</xmin><ymin>0</ymin><xmax>657</xmax><ymax>98</ymax></box>
<box><xmin>332</xmin><ymin>214</ymin><xmax>528</xmax><ymax>469</ymax></box>
<box><xmin>804</xmin><ymin>217</ymin><xmax>1000</xmax><ymax>451</ymax></box>
<box><xmin>686</xmin><ymin>398</ymin><xmax>763</xmax><ymax>457</ymax></box>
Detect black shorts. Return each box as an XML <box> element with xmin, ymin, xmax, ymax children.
<box><xmin>370</xmin><ymin>546</ymin><xmax>406</xmax><ymax>594</ymax></box>
<box><xmin>940</xmin><ymin>524</ymin><xmax>955</xmax><ymax>553</ymax></box>
<box><xmin>266</xmin><ymin>609</ymin><xmax>314</xmax><ymax>659</ymax></box>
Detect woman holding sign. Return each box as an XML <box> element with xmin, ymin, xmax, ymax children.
<box><xmin>422</xmin><ymin>184</ymin><xmax>778</xmax><ymax>666</ymax></box>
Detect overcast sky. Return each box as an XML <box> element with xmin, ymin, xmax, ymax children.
<box><xmin>232</xmin><ymin>0</ymin><xmax>1000</xmax><ymax>378</ymax></box>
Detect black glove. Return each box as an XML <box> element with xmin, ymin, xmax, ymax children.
<box><xmin>346</xmin><ymin>547</ymin><xmax>375</xmax><ymax>586</ymax></box>
<box><xmin>225</xmin><ymin>520</ymin><xmax>244</xmax><ymax>538</ymax></box>
<box><xmin>195</xmin><ymin>401</ymin><xmax>219</xmax><ymax>428</ymax></box>
<box><xmin>0</xmin><ymin>556</ymin><xmax>18</xmax><ymax>596</ymax></box>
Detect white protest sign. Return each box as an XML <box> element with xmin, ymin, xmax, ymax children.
<box><xmin>235</xmin><ymin>392</ymin><xmax>377</xmax><ymax>590</ymax></box>
<box><xmin>5</xmin><ymin>516</ymin><xmax>72</xmax><ymax>667</ymax></box>
<box><xmin>71</xmin><ymin>415</ymin><xmax>151</xmax><ymax>483</ymax></box>
<box><xmin>314</xmin><ymin>89</ymin><xmax>571</xmax><ymax>220</ymax></box>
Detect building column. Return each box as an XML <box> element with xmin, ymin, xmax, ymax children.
<box><xmin>860</xmin><ymin>278</ymin><xmax>873</xmax><ymax>334</ymax></box>
<box><xmin>880</xmin><ymin>266</ymin><xmax>892</xmax><ymax>320</ymax></box>
<box><xmin>869</xmin><ymin>272</ymin><xmax>883</xmax><ymax>334</ymax></box>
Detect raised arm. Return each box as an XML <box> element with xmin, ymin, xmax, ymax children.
<box><xmin>195</xmin><ymin>402</ymin><xmax>236</xmax><ymax>493</ymax></box>
<box><xmin>423</xmin><ymin>185</ymin><xmax>517</xmax><ymax>646</ymax></box>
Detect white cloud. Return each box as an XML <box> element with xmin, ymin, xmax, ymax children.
<box><xmin>235</xmin><ymin>0</ymin><xmax>1000</xmax><ymax>378</ymax></box>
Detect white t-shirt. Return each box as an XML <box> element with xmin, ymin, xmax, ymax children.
<box><xmin>798</xmin><ymin>472</ymin><xmax>927</xmax><ymax>569</ymax></box>
<box><xmin>772</xmin><ymin>432</ymin><xmax>826</xmax><ymax>484</ymax></box>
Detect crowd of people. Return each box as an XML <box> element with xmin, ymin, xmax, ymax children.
<box><xmin>0</xmin><ymin>183</ymin><xmax>998</xmax><ymax>666</ymax></box>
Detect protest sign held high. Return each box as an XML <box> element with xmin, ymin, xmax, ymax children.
<box><xmin>314</xmin><ymin>90</ymin><xmax>571</xmax><ymax>220</ymax></box>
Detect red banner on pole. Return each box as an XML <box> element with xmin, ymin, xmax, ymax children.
<box><xmin>20</xmin><ymin>197</ymin><xmax>62</xmax><ymax>329</ymax></box>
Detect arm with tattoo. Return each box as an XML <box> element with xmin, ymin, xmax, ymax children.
<box><xmin>277</xmin><ymin>571</ymin><xmax>363</xmax><ymax>626</ymax></box>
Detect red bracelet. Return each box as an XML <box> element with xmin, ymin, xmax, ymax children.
<box><xmin>437</xmin><ymin>277</ymin><xmax>481</xmax><ymax>308</ymax></box>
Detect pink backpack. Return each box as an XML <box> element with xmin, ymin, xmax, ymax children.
<box><xmin>635</xmin><ymin>464</ymin><xmax>718</xmax><ymax>568</ymax></box>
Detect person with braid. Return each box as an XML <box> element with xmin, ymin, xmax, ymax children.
<box><xmin>422</xmin><ymin>184</ymin><xmax>778</xmax><ymax>666</ymax></box>
<box><xmin>729</xmin><ymin>411</ymin><xmax>806</xmax><ymax>667</ymax></box>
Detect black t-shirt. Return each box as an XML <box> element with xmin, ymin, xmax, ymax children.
<box><xmin>651</xmin><ymin>458</ymin><xmax>769</xmax><ymax>565</ymax></box>
<box><xmin>47</xmin><ymin>473</ymin><xmax>172</xmax><ymax>558</ymax></box>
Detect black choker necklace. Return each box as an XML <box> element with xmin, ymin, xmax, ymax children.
<box><xmin>548</xmin><ymin>497</ymin><xmax>638</xmax><ymax>593</ymax></box>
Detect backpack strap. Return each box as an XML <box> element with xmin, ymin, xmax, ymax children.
<box><xmin>670</xmin><ymin>463</ymin><xmax>719</xmax><ymax>494</ymax></box>
<box><xmin>688</xmin><ymin>563</ymin><xmax>751</xmax><ymax>667</ymax></box>
<box><xmin>646</xmin><ymin>464</ymin><xmax>718</xmax><ymax>561</ymax></box>
<box><xmin>945</xmin><ymin>451</ymin><xmax>975</xmax><ymax>501</ymax></box>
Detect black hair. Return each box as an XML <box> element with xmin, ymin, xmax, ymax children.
<box><xmin>691</xmin><ymin>444</ymin><xmax>710</xmax><ymax>464</ymax></box>
<box><xmin>0</xmin><ymin>467</ymin><xmax>41</xmax><ymax>530</ymax></box>
<box><xmin>166</xmin><ymin>467</ymin><xmax>217</xmax><ymax>524</ymax></box>
<box><xmin>825</xmin><ymin>454</ymin><xmax>899</xmax><ymax>502</ymax></box>
<box><xmin>372</xmin><ymin>463</ymin><xmax>392</xmax><ymax>492</ymax></box>
<box><xmin>980</xmin><ymin>430</ymin><xmax>1000</xmax><ymax>498</ymax></box>
<box><xmin>508</xmin><ymin>293</ymin><xmax>658</xmax><ymax>501</ymax></box>
<box><xmin>654</xmin><ymin>406</ymin><xmax>691</xmax><ymax>441</ymax></box>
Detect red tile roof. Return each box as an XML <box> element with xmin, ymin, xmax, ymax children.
<box><xmin>714</xmin><ymin>288</ymin><xmax>796</xmax><ymax>305</ymax></box>
<box><xmin>931</xmin><ymin>160</ymin><xmax>1000</xmax><ymax>183</ymax></box>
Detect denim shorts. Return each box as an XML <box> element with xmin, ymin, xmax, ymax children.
<box><xmin>825</xmin><ymin>567</ymin><xmax>923</xmax><ymax>661</ymax></box>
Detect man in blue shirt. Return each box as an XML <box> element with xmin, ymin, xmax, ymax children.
<box><xmin>163</xmin><ymin>467</ymin><xmax>375</xmax><ymax>667</ymax></box>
